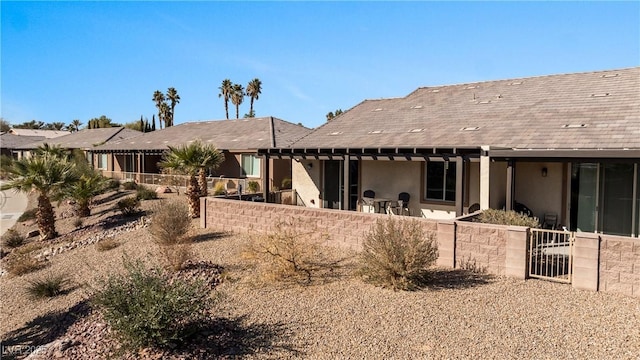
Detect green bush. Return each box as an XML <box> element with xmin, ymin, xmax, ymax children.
<box><xmin>359</xmin><ymin>219</ymin><xmax>438</xmax><ymax>291</ymax></box>
<box><xmin>26</xmin><ymin>273</ymin><xmax>71</xmax><ymax>299</ymax></box>
<box><xmin>117</xmin><ymin>196</ymin><xmax>140</xmax><ymax>216</ymax></box>
<box><xmin>106</xmin><ymin>178</ymin><xmax>121</xmax><ymax>191</ymax></box>
<box><xmin>280</xmin><ymin>177</ymin><xmax>292</xmax><ymax>190</ymax></box>
<box><xmin>474</xmin><ymin>209</ymin><xmax>540</xmax><ymax>228</ymax></box>
<box><xmin>17</xmin><ymin>209</ymin><xmax>37</xmax><ymax>222</ymax></box>
<box><xmin>247</xmin><ymin>180</ymin><xmax>259</xmax><ymax>193</ymax></box>
<box><xmin>136</xmin><ymin>186</ymin><xmax>158</xmax><ymax>200</ymax></box>
<box><xmin>122</xmin><ymin>181</ymin><xmax>138</xmax><ymax>190</ymax></box>
<box><xmin>2</xmin><ymin>229</ymin><xmax>25</xmax><ymax>248</ymax></box>
<box><xmin>93</xmin><ymin>259</ymin><xmax>212</xmax><ymax>350</ymax></box>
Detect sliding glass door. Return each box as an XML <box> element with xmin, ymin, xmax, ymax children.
<box><xmin>571</xmin><ymin>162</ymin><xmax>639</xmax><ymax>237</ymax></box>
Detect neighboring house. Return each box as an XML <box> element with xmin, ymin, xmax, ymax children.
<box><xmin>0</xmin><ymin>133</ymin><xmax>45</xmax><ymax>157</ymax></box>
<box><xmin>260</xmin><ymin>67</ymin><xmax>640</xmax><ymax>237</ymax></box>
<box><xmin>12</xmin><ymin>127</ymin><xmax>142</xmax><ymax>162</ymax></box>
<box><xmin>7</xmin><ymin>129</ymin><xmax>70</xmax><ymax>138</ymax></box>
<box><xmin>90</xmin><ymin>117</ymin><xmax>311</xmax><ymax>195</ymax></box>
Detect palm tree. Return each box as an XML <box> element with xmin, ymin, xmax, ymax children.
<box><xmin>231</xmin><ymin>84</ymin><xmax>245</xmax><ymax>119</ymax></box>
<box><xmin>153</xmin><ymin>90</ymin><xmax>166</xmax><ymax>129</ymax></box>
<box><xmin>62</xmin><ymin>171</ymin><xmax>108</xmax><ymax>217</ymax></box>
<box><xmin>1</xmin><ymin>153</ymin><xmax>79</xmax><ymax>240</ymax></box>
<box><xmin>166</xmin><ymin>87</ymin><xmax>180</xmax><ymax>127</ymax></box>
<box><xmin>159</xmin><ymin>141</ymin><xmax>224</xmax><ymax>218</ymax></box>
<box><xmin>33</xmin><ymin>143</ymin><xmax>70</xmax><ymax>160</ymax></box>
<box><xmin>246</xmin><ymin>78</ymin><xmax>262</xmax><ymax>117</ymax></box>
<box><xmin>218</xmin><ymin>79</ymin><xmax>233</xmax><ymax>120</ymax></box>
<box><xmin>69</xmin><ymin>119</ymin><xmax>83</xmax><ymax>132</ymax></box>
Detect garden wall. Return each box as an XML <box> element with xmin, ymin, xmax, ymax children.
<box><xmin>201</xmin><ymin>197</ymin><xmax>639</xmax><ymax>297</ymax></box>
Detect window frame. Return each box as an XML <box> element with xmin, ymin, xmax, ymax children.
<box><xmin>241</xmin><ymin>154</ymin><xmax>261</xmax><ymax>178</ymax></box>
<box><xmin>97</xmin><ymin>154</ymin><xmax>108</xmax><ymax>170</ymax></box>
<box><xmin>422</xmin><ymin>160</ymin><xmax>457</xmax><ymax>204</ymax></box>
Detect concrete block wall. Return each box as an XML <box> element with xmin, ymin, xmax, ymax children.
<box><xmin>599</xmin><ymin>235</ymin><xmax>640</xmax><ymax>297</ymax></box>
<box><xmin>455</xmin><ymin>222</ymin><xmax>509</xmax><ymax>276</ymax></box>
<box><xmin>201</xmin><ymin>197</ymin><xmax>438</xmax><ymax>251</ymax></box>
<box><xmin>201</xmin><ymin>198</ymin><xmax>640</xmax><ymax>297</ymax></box>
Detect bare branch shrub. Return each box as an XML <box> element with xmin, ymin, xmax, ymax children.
<box><xmin>359</xmin><ymin>218</ymin><xmax>438</xmax><ymax>291</ymax></box>
<box><xmin>243</xmin><ymin>218</ymin><xmax>340</xmax><ymax>285</ymax></box>
<box><xmin>474</xmin><ymin>209</ymin><xmax>539</xmax><ymax>228</ymax></box>
<box><xmin>148</xmin><ymin>199</ymin><xmax>193</xmax><ymax>270</ymax></box>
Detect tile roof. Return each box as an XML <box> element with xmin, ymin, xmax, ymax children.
<box><xmin>290</xmin><ymin>67</ymin><xmax>640</xmax><ymax>151</ymax></box>
<box><xmin>14</xmin><ymin>127</ymin><xmax>142</xmax><ymax>150</ymax></box>
<box><xmin>0</xmin><ymin>134</ymin><xmax>46</xmax><ymax>149</ymax></box>
<box><xmin>7</xmin><ymin>129</ymin><xmax>70</xmax><ymax>138</ymax></box>
<box><xmin>93</xmin><ymin>117</ymin><xmax>311</xmax><ymax>152</ymax></box>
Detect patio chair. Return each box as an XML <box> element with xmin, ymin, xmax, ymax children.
<box><xmin>542</xmin><ymin>213</ymin><xmax>558</xmax><ymax>230</ymax></box>
<box><xmin>390</xmin><ymin>192</ymin><xmax>411</xmax><ymax>215</ymax></box>
<box><xmin>361</xmin><ymin>190</ymin><xmax>376</xmax><ymax>213</ymax></box>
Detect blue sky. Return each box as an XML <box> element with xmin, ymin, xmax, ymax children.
<box><xmin>2</xmin><ymin>1</ymin><xmax>639</xmax><ymax>129</ymax></box>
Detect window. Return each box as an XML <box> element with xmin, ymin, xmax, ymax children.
<box><xmin>241</xmin><ymin>154</ymin><xmax>260</xmax><ymax>177</ymax></box>
<box><xmin>97</xmin><ymin>154</ymin><xmax>108</xmax><ymax>170</ymax></box>
<box><xmin>425</xmin><ymin>161</ymin><xmax>456</xmax><ymax>202</ymax></box>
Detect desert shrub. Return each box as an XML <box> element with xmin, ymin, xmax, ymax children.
<box><xmin>149</xmin><ymin>200</ymin><xmax>193</xmax><ymax>270</ymax></box>
<box><xmin>117</xmin><ymin>196</ymin><xmax>140</xmax><ymax>216</ymax></box>
<box><xmin>149</xmin><ymin>200</ymin><xmax>191</xmax><ymax>246</ymax></box>
<box><xmin>212</xmin><ymin>181</ymin><xmax>226</xmax><ymax>196</ymax></box>
<box><xmin>96</xmin><ymin>239</ymin><xmax>120</xmax><ymax>252</ymax></box>
<box><xmin>247</xmin><ymin>180</ymin><xmax>259</xmax><ymax>193</ymax></box>
<box><xmin>2</xmin><ymin>229</ymin><xmax>25</xmax><ymax>248</ymax></box>
<box><xmin>136</xmin><ymin>186</ymin><xmax>158</xmax><ymax>200</ymax></box>
<box><xmin>359</xmin><ymin>218</ymin><xmax>438</xmax><ymax>291</ymax></box>
<box><xmin>122</xmin><ymin>181</ymin><xmax>138</xmax><ymax>190</ymax></box>
<box><xmin>17</xmin><ymin>209</ymin><xmax>37</xmax><ymax>222</ymax></box>
<box><xmin>457</xmin><ymin>255</ymin><xmax>487</xmax><ymax>274</ymax></box>
<box><xmin>475</xmin><ymin>209</ymin><xmax>540</xmax><ymax>228</ymax></box>
<box><xmin>106</xmin><ymin>178</ymin><xmax>121</xmax><ymax>191</ymax></box>
<box><xmin>4</xmin><ymin>254</ymin><xmax>47</xmax><ymax>276</ymax></box>
<box><xmin>93</xmin><ymin>259</ymin><xmax>212</xmax><ymax>350</ymax></box>
<box><xmin>243</xmin><ymin>218</ymin><xmax>338</xmax><ymax>284</ymax></box>
<box><xmin>73</xmin><ymin>217</ymin><xmax>84</xmax><ymax>228</ymax></box>
<box><xmin>281</xmin><ymin>177</ymin><xmax>292</xmax><ymax>190</ymax></box>
<box><xmin>26</xmin><ymin>273</ymin><xmax>71</xmax><ymax>299</ymax></box>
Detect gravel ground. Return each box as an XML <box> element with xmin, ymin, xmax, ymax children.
<box><xmin>1</xmin><ymin>189</ymin><xmax>639</xmax><ymax>359</ymax></box>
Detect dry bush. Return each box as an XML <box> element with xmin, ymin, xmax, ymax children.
<box><xmin>212</xmin><ymin>181</ymin><xmax>226</xmax><ymax>196</ymax></box>
<box><xmin>149</xmin><ymin>200</ymin><xmax>193</xmax><ymax>270</ymax></box>
<box><xmin>475</xmin><ymin>209</ymin><xmax>540</xmax><ymax>228</ymax></box>
<box><xmin>359</xmin><ymin>218</ymin><xmax>438</xmax><ymax>291</ymax></box>
<box><xmin>4</xmin><ymin>254</ymin><xmax>47</xmax><ymax>276</ymax></box>
<box><xmin>117</xmin><ymin>196</ymin><xmax>140</xmax><ymax>216</ymax></box>
<box><xmin>243</xmin><ymin>219</ymin><xmax>340</xmax><ymax>285</ymax></box>
<box><xmin>96</xmin><ymin>238</ymin><xmax>120</xmax><ymax>252</ymax></box>
<box><xmin>457</xmin><ymin>255</ymin><xmax>487</xmax><ymax>274</ymax></box>
<box><xmin>26</xmin><ymin>273</ymin><xmax>71</xmax><ymax>299</ymax></box>
<box><xmin>2</xmin><ymin>229</ymin><xmax>25</xmax><ymax>248</ymax></box>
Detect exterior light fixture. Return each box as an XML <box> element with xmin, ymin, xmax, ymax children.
<box><xmin>541</xmin><ymin>167</ymin><xmax>548</xmax><ymax>177</ymax></box>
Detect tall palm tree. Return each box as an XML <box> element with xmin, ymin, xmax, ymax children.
<box><xmin>159</xmin><ymin>141</ymin><xmax>223</xmax><ymax>218</ymax></box>
<box><xmin>166</xmin><ymin>87</ymin><xmax>180</xmax><ymax>127</ymax></box>
<box><xmin>246</xmin><ymin>78</ymin><xmax>262</xmax><ymax>117</ymax></box>
<box><xmin>69</xmin><ymin>119</ymin><xmax>83</xmax><ymax>132</ymax></box>
<box><xmin>230</xmin><ymin>84</ymin><xmax>245</xmax><ymax>119</ymax></box>
<box><xmin>218</xmin><ymin>79</ymin><xmax>233</xmax><ymax>120</ymax></box>
<box><xmin>195</xmin><ymin>145</ymin><xmax>225</xmax><ymax>198</ymax></box>
<box><xmin>1</xmin><ymin>153</ymin><xmax>79</xmax><ymax>240</ymax></box>
<box><xmin>153</xmin><ymin>90</ymin><xmax>166</xmax><ymax>129</ymax></box>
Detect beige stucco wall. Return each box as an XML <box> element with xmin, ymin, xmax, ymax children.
<box><xmin>292</xmin><ymin>159</ymin><xmax>321</xmax><ymax>207</ymax></box>
<box><xmin>515</xmin><ymin>162</ymin><xmax>564</xmax><ymax>222</ymax></box>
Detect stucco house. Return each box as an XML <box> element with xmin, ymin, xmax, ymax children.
<box><xmin>0</xmin><ymin>133</ymin><xmax>45</xmax><ymax>157</ymax></box>
<box><xmin>91</xmin><ymin>117</ymin><xmax>311</xmax><ymax>194</ymax></box>
<box><xmin>260</xmin><ymin>67</ymin><xmax>640</xmax><ymax>237</ymax></box>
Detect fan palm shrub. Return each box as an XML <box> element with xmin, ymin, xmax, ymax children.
<box><xmin>1</xmin><ymin>152</ymin><xmax>79</xmax><ymax>240</ymax></box>
<box><xmin>159</xmin><ymin>141</ymin><xmax>224</xmax><ymax>218</ymax></box>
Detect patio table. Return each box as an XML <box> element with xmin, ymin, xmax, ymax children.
<box><xmin>373</xmin><ymin>198</ymin><xmax>392</xmax><ymax>214</ymax></box>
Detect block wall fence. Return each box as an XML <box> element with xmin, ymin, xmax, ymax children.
<box><xmin>201</xmin><ymin>197</ymin><xmax>639</xmax><ymax>297</ymax></box>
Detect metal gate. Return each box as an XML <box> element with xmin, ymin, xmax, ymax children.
<box><xmin>528</xmin><ymin>229</ymin><xmax>575</xmax><ymax>283</ymax></box>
